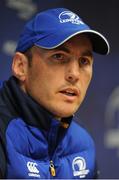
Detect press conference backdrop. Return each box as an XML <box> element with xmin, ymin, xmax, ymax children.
<box><xmin>0</xmin><ymin>0</ymin><xmax>119</xmax><ymax>178</ymax></box>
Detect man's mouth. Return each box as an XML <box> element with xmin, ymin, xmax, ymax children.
<box><xmin>59</xmin><ymin>88</ymin><xmax>80</xmax><ymax>97</ymax></box>
<box><xmin>60</xmin><ymin>90</ymin><xmax>76</xmax><ymax>96</ymax></box>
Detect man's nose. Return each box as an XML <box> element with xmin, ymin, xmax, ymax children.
<box><xmin>65</xmin><ymin>60</ymin><xmax>80</xmax><ymax>84</ymax></box>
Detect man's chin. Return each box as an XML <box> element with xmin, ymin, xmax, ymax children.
<box><xmin>47</xmin><ymin>104</ymin><xmax>79</xmax><ymax>119</ymax></box>
<box><xmin>53</xmin><ymin>111</ymin><xmax>76</xmax><ymax>120</ymax></box>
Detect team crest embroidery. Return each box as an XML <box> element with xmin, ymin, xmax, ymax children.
<box><xmin>72</xmin><ymin>157</ymin><xmax>89</xmax><ymax>178</ymax></box>
<box><xmin>59</xmin><ymin>11</ymin><xmax>84</xmax><ymax>25</ymax></box>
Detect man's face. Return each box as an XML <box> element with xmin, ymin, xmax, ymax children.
<box><xmin>22</xmin><ymin>35</ymin><xmax>93</xmax><ymax>119</ymax></box>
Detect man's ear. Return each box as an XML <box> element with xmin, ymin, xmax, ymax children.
<box><xmin>12</xmin><ymin>52</ymin><xmax>29</xmax><ymax>81</ymax></box>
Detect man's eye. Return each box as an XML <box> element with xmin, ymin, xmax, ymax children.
<box><xmin>50</xmin><ymin>53</ymin><xmax>69</xmax><ymax>64</ymax></box>
<box><xmin>79</xmin><ymin>57</ymin><xmax>91</xmax><ymax>66</ymax></box>
<box><xmin>52</xmin><ymin>53</ymin><xmax>64</xmax><ymax>60</ymax></box>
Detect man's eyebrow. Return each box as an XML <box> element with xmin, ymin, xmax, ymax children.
<box><xmin>53</xmin><ymin>45</ymin><xmax>71</xmax><ymax>53</ymax></box>
<box><xmin>51</xmin><ymin>46</ymin><xmax>93</xmax><ymax>58</ymax></box>
<box><xmin>81</xmin><ymin>50</ymin><xmax>93</xmax><ymax>58</ymax></box>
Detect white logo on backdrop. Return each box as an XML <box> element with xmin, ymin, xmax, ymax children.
<box><xmin>104</xmin><ymin>86</ymin><xmax>119</xmax><ymax>156</ymax></box>
<box><xmin>6</xmin><ymin>0</ymin><xmax>37</xmax><ymax>20</ymax></box>
<box><xmin>2</xmin><ymin>40</ymin><xmax>17</xmax><ymax>56</ymax></box>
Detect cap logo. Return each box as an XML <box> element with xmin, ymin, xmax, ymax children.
<box><xmin>59</xmin><ymin>11</ymin><xmax>84</xmax><ymax>25</ymax></box>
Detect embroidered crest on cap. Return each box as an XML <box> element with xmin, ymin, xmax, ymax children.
<box><xmin>72</xmin><ymin>156</ymin><xmax>89</xmax><ymax>178</ymax></box>
<box><xmin>59</xmin><ymin>11</ymin><xmax>84</xmax><ymax>25</ymax></box>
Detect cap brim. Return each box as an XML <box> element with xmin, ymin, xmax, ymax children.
<box><xmin>34</xmin><ymin>29</ymin><xmax>110</xmax><ymax>55</ymax></box>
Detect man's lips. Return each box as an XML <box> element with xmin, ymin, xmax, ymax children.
<box><xmin>59</xmin><ymin>87</ymin><xmax>80</xmax><ymax>97</ymax></box>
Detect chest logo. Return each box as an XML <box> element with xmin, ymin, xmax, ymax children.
<box><xmin>72</xmin><ymin>157</ymin><xmax>89</xmax><ymax>178</ymax></box>
<box><xmin>27</xmin><ymin>161</ymin><xmax>40</xmax><ymax>178</ymax></box>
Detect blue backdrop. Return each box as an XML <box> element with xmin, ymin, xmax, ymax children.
<box><xmin>0</xmin><ymin>0</ymin><xmax>119</xmax><ymax>178</ymax></box>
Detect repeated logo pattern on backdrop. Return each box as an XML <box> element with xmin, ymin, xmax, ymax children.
<box><xmin>104</xmin><ymin>86</ymin><xmax>119</xmax><ymax>155</ymax></box>
<box><xmin>1</xmin><ymin>0</ymin><xmax>38</xmax><ymax>57</ymax></box>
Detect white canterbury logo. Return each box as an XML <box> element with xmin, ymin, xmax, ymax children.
<box><xmin>27</xmin><ymin>161</ymin><xmax>40</xmax><ymax>178</ymax></box>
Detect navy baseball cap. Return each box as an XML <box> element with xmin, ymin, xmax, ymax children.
<box><xmin>16</xmin><ymin>8</ymin><xmax>110</xmax><ymax>55</ymax></box>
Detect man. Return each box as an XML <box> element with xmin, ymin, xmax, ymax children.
<box><xmin>0</xmin><ymin>8</ymin><xmax>109</xmax><ymax>179</ymax></box>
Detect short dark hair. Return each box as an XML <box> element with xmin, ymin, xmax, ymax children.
<box><xmin>23</xmin><ymin>47</ymin><xmax>33</xmax><ymax>66</ymax></box>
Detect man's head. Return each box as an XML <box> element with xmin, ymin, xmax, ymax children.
<box><xmin>12</xmin><ymin>8</ymin><xmax>110</xmax><ymax>119</ymax></box>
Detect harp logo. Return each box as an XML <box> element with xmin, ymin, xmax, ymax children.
<box><xmin>59</xmin><ymin>11</ymin><xmax>84</xmax><ymax>25</ymax></box>
<box><xmin>72</xmin><ymin>157</ymin><xmax>89</xmax><ymax>178</ymax></box>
